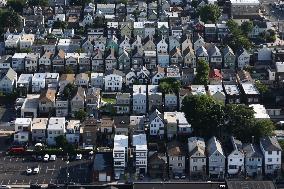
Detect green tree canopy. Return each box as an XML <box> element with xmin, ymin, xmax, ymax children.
<box><xmin>28</xmin><ymin>0</ymin><xmax>48</xmax><ymax>6</ymax></box>
<box><xmin>255</xmin><ymin>80</ymin><xmax>268</xmax><ymax>95</ymax></box>
<box><xmin>63</xmin><ymin>83</ymin><xmax>77</xmax><ymax>100</ymax></box>
<box><xmin>193</xmin><ymin>59</ymin><xmax>209</xmax><ymax>85</ymax></box>
<box><xmin>74</xmin><ymin>109</ymin><xmax>87</xmax><ymax>121</ymax></box>
<box><xmin>7</xmin><ymin>0</ymin><xmax>25</xmax><ymax>13</ymax></box>
<box><xmin>55</xmin><ymin>135</ymin><xmax>68</xmax><ymax>148</ymax></box>
<box><xmin>69</xmin><ymin>0</ymin><xmax>92</xmax><ymax>6</ymax></box>
<box><xmin>158</xmin><ymin>77</ymin><xmax>181</xmax><ymax>94</ymax></box>
<box><xmin>52</xmin><ymin>21</ymin><xmax>68</xmax><ymax>29</ymax></box>
<box><xmin>0</xmin><ymin>10</ymin><xmax>21</xmax><ymax>31</ymax></box>
<box><xmin>182</xmin><ymin>96</ymin><xmax>275</xmax><ymax>141</ymax></box>
<box><xmin>198</xmin><ymin>4</ymin><xmax>221</xmax><ymax>24</ymax></box>
<box><xmin>241</xmin><ymin>21</ymin><xmax>253</xmax><ymax>36</ymax></box>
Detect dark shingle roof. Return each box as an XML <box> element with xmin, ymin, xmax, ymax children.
<box><xmin>260</xmin><ymin>136</ymin><xmax>282</xmax><ymax>151</ymax></box>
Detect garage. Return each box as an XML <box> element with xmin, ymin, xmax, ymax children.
<box><xmin>99</xmin><ymin>172</ymin><xmax>107</xmax><ymax>181</ymax></box>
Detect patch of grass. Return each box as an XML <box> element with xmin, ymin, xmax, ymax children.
<box><xmin>102</xmin><ymin>97</ymin><xmax>116</xmax><ymax>104</ymax></box>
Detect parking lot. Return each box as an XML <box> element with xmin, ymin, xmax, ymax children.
<box><xmin>0</xmin><ymin>156</ymin><xmax>93</xmax><ymax>185</ymax></box>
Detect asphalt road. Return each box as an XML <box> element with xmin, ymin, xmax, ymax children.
<box><xmin>0</xmin><ymin>156</ymin><xmax>93</xmax><ymax>185</ymax></box>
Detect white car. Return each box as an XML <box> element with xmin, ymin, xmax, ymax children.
<box><xmin>43</xmin><ymin>154</ymin><xmax>49</xmax><ymax>162</ymax></box>
<box><xmin>75</xmin><ymin>154</ymin><xmax>82</xmax><ymax>160</ymax></box>
<box><xmin>49</xmin><ymin>155</ymin><xmax>56</xmax><ymax>161</ymax></box>
<box><xmin>33</xmin><ymin>167</ymin><xmax>39</xmax><ymax>174</ymax></box>
<box><xmin>26</xmin><ymin>168</ymin><xmax>32</xmax><ymax>175</ymax></box>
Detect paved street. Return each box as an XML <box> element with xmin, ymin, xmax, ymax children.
<box><xmin>0</xmin><ymin>156</ymin><xmax>93</xmax><ymax>185</ymax></box>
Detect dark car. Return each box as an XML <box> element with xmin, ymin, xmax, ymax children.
<box><xmin>30</xmin><ymin>184</ymin><xmax>41</xmax><ymax>189</ymax></box>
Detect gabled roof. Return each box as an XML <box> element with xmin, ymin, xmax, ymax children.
<box><xmin>167</xmin><ymin>140</ymin><xmax>185</xmax><ymax>156</ymax></box>
<box><xmin>149</xmin><ymin>109</ymin><xmax>163</xmax><ymax>123</ymax></box>
<box><xmin>0</xmin><ymin>67</ymin><xmax>16</xmax><ymax>82</ymax></box>
<box><xmin>39</xmin><ymin>88</ymin><xmax>56</xmax><ymax>103</ymax></box>
<box><xmin>260</xmin><ymin>136</ymin><xmax>282</xmax><ymax>151</ymax></box>
<box><xmin>60</xmin><ymin>74</ymin><xmax>75</xmax><ymax>83</ymax></box>
<box><xmin>222</xmin><ymin>45</ymin><xmax>234</xmax><ymax>56</ymax></box>
<box><xmin>243</xmin><ymin>143</ymin><xmax>263</xmax><ymax>158</ymax></box>
<box><xmin>196</xmin><ymin>46</ymin><xmax>208</xmax><ymax>56</ymax></box>
<box><xmin>206</xmin><ymin>136</ymin><xmax>224</xmax><ymax>157</ymax></box>
<box><xmin>72</xmin><ymin>87</ymin><xmax>85</xmax><ymax>101</ymax></box>
<box><xmin>206</xmin><ymin>44</ymin><xmax>221</xmax><ymax>57</ymax></box>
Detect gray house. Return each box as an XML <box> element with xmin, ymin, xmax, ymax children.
<box><xmin>222</xmin><ymin>45</ymin><xmax>236</xmax><ymax>69</ymax></box>
<box><xmin>243</xmin><ymin>143</ymin><xmax>263</xmax><ymax>177</ymax></box>
<box><xmin>206</xmin><ymin>136</ymin><xmax>226</xmax><ymax>179</ymax></box>
<box><xmin>167</xmin><ymin>141</ymin><xmax>186</xmax><ymax>178</ymax></box>
<box><xmin>188</xmin><ymin>137</ymin><xmax>207</xmax><ymax>178</ymax></box>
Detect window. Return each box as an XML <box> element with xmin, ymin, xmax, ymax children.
<box><xmin>268</xmin><ymin>151</ymin><xmax>272</xmax><ymax>155</ymax></box>
<box><xmin>178</xmin><ymin>163</ymin><xmax>182</xmax><ymax>167</ymax></box>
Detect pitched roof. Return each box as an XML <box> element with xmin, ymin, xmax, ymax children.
<box><xmin>206</xmin><ymin>136</ymin><xmax>224</xmax><ymax>157</ymax></box>
<box><xmin>243</xmin><ymin>143</ymin><xmax>263</xmax><ymax>158</ymax></box>
<box><xmin>167</xmin><ymin>140</ymin><xmax>185</xmax><ymax>156</ymax></box>
<box><xmin>260</xmin><ymin>136</ymin><xmax>282</xmax><ymax>151</ymax></box>
<box><xmin>60</xmin><ymin>74</ymin><xmax>75</xmax><ymax>82</ymax></box>
<box><xmin>39</xmin><ymin>88</ymin><xmax>56</xmax><ymax>102</ymax></box>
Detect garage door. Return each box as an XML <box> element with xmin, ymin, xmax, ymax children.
<box><xmin>99</xmin><ymin>172</ymin><xmax>107</xmax><ymax>181</ymax></box>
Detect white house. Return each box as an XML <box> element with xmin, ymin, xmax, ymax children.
<box><xmin>149</xmin><ymin>109</ymin><xmax>164</xmax><ymax>137</ymax></box>
<box><xmin>113</xmin><ymin>134</ymin><xmax>128</xmax><ymax>178</ymax></box>
<box><xmin>132</xmin><ymin>85</ymin><xmax>147</xmax><ymax>115</ymax></box>
<box><xmin>47</xmin><ymin>117</ymin><xmax>66</xmax><ymax>145</ymax></box>
<box><xmin>236</xmin><ymin>48</ymin><xmax>250</xmax><ymax>69</ymax></box>
<box><xmin>66</xmin><ymin>120</ymin><xmax>80</xmax><ymax>144</ymax></box>
<box><xmin>104</xmin><ymin>74</ymin><xmax>122</xmax><ymax>91</ymax></box>
<box><xmin>5</xmin><ymin>34</ymin><xmax>20</xmax><ymax>48</ymax></box>
<box><xmin>12</xmin><ymin>53</ymin><xmax>27</xmax><ymax>72</ymax></box>
<box><xmin>132</xmin><ymin>134</ymin><xmax>148</xmax><ymax>175</ymax></box>
<box><xmin>32</xmin><ymin>73</ymin><xmax>46</xmax><ymax>93</ymax></box>
<box><xmin>21</xmin><ymin>94</ymin><xmax>39</xmax><ymax>118</ymax></box>
<box><xmin>260</xmin><ymin>136</ymin><xmax>282</xmax><ymax>175</ymax></box>
<box><xmin>157</xmin><ymin>36</ymin><xmax>168</xmax><ymax>53</ymax></box>
<box><xmin>227</xmin><ymin>137</ymin><xmax>244</xmax><ymax>175</ymax></box>
<box><xmin>14</xmin><ymin>118</ymin><xmax>32</xmax><ymax>143</ymax></box>
<box><xmin>19</xmin><ymin>34</ymin><xmax>35</xmax><ymax>49</ymax></box>
<box><xmin>165</xmin><ymin>93</ymin><xmax>178</xmax><ymax>111</ymax></box>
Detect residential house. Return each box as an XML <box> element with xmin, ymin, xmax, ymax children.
<box><xmin>151</xmin><ymin>66</ymin><xmax>165</xmax><ymax>85</ymax></box>
<box><xmin>164</xmin><ymin>112</ymin><xmax>178</xmax><ymax>140</ymax></box>
<box><xmin>81</xmin><ymin>118</ymin><xmax>98</xmax><ymax>148</ymax></box>
<box><xmin>144</xmin><ymin>51</ymin><xmax>157</xmax><ymax>69</ymax></box>
<box><xmin>243</xmin><ymin>143</ymin><xmax>263</xmax><ymax>177</ymax></box>
<box><xmin>222</xmin><ymin>45</ymin><xmax>236</xmax><ymax>69</ymax></box>
<box><xmin>104</xmin><ymin>73</ymin><xmax>123</xmax><ymax>91</ymax></box>
<box><xmin>75</xmin><ymin>73</ymin><xmax>89</xmax><ymax>88</ymax></box>
<box><xmin>181</xmin><ymin>67</ymin><xmax>195</xmax><ymax>86</ymax></box>
<box><xmin>207</xmin><ymin>44</ymin><xmax>222</xmax><ymax>69</ymax></box>
<box><xmin>132</xmin><ymin>134</ymin><xmax>148</xmax><ymax>175</ymax></box>
<box><xmin>78</xmin><ymin>53</ymin><xmax>91</xmax><ymax>73</ymax></box>
<box><xmin>137</xmin><ymin>67</ymin><xmax>150</xmax><ymax>85</ymax></box>
<box><xmin>157</xmin><ymin>22</ymin><xmax>169</xmax><ymax>37</ymax></box>
<box><xmin>132</xmin><ymin>85</ymin><xmax>147</xmax><ymax>115</ymax></box>
<box><xmin>38</xmin><ymin>88</ymin><xmax>56</xmax><ymax>115</ymax></box>
<box><xmin>21</xmin><ymin>94</ymin><xmax>39</xmax><ymax>118</ymax></box>
<box><xmin>170</xmin><ymin>48</ymin><xmax>183</xmax><ymax>67</ymax></box>
<box><xmin>143</xmin><ymin>36</ymin><xmax>156</xmax><ymax>51</ymax></box>
<box><xmin>167</xmin><ymin>141</ymin><xmax>186</xmax><ymax>178</ymax></box>
<box><xmin>32</xmin><ymin>73</ymin><xmax>46</xmax><ymax>93</ymax></box>
<box><xmin>183</xmin><ymin>47</ymin><xmax>196</xmax><ymax>68</ymax></box>
<box><xmin>105</xmin><ymin>48</ymin><xmax>117</xmax><ymax>71</ymax></box>
<box><xmin>86</xmin><ymin>87</ymin><xmax>101</xmax><ymax>115</ymax></box>
<box><xmin>12</xmin><ymin>53</ymin><xmax>27</xmax><ymax>72</ymax></box>
<box><xmin>226</xmin><ymin>137</ymin><xmax>244</xmax><ymax>175</ymax></box>
<box><xmin>118</xmin><ymin>50</ymin><xmax>131</xmax><ymax>71</ymax></box>
<box><xmin>47</xmin><ymin>117</ymin><xmax>66</xmax><ymax>145</ymax></box>
<box><xmin>70</xmin><ymin>87</ymin><xmax>85</xmax><ymax>117</ymax></box>
<box><xmin>19</xmin><ymin>34</ymin><xmax>35</xmax><ymax>49</ymax></box>
<box><xmin>207</xmin><ymin>85</ymin><xmax>226</xmax><ymax>104</ymax></box>
<box><xmin>176</xmin><ymin>112</ymin><xmax>192</xmax><ymax>136</ymax></box>
<box><xmin>239</xmin><ymin>83</ymin><xmax>260</xmax><ymax>104</ymax></box>
<box><xmin>165</xmin><ymin>93</ymin><xmax>178</xmax><ymax>111</ymax></box>
<box><xmin>223</xmin><ymin>85</ymin><xmax>241</xmax><ymax>104</ymax></box>
<box><xmin>92</xmin><ymin>49</ymin><xmax>104</xmax><ymax>72</ymax></box>
<box><xmin>31</xmin><ymin>118</ymin><xmax>48</xmax><ymax>142</ymax></box>
<box><xmin>132</xmin><ymin>48</ymin><xmax>144</xmax><ymax>69</ymax></box>
<box><xmin>99</xmin><ymin>117</ymin><xmax>114</xmax><ymax>136</ymax></box>
<box><xmin>55</xmin><ymin>96</ymin><xmax>69</xmax><ymax>117</ymax></box>
<box><xmin>0</xmin><ymin>68</ymin><xmax>17</xmax><ymax>94</ymax></box>
<box><xmin>114</xmin><ymin>93</ymin><xmax>131</xmax><ymax>114</ymax></box>
<box><xmin>193</xmin><ymin>34</ymin><xmax>205</xmax><ymax>51</ymax></box>
<box><xmin>113</xmin><ymin>135</ymin><xmax>128</xmax><ymax>178</ymax></box>
<box><xmin>231</xmin><ymin>0</ymin><xmax>260</xmax><ymax>17</ymax></box>
<box><xmin>148</xmin><ymin>85</ymin><xmax>163</xmax><ymax>112</ymax></box>
<box><xmin>114</xmin><ymin>116</ymin><xmax>130</xmax><ymax>136</ymax></box>
<box><xmin>92</xmin><ymin>151</ymin><xmax>113</xmax><ymax>182</ymax></box>
<box><xmin>206</xmin><ymin>136</ymin><xmax>226</xmax><ymax>179</ymax></box>
<box><xmin>205</xmin><ymin>24</ymin><xmax>217</xmax><ymax>42</ymax></box>
<box><xmin>149</xmin><ymin>109</ymin><xmax>165</xmax><ymax>138</ymax></box>
<box><xmin>260</xmin><ymin>136</ymin><xmax>282</xmax><ymax>175</ymax></box>
<box><xmin>65</xmin><ymin>52</ymin><xmax>79</xmax><ymax>73</ymax></box>
<box><xmin>58</xmin><ymin>74</ymin><xmax>75</xmax><ymax>93</ymax></box>
<box><xmin>14</xmin><ymin>118</ymin><xmax>32</xmax><ymax>143</ymax></box>
<box><xmin>148</xmin><ymin>152</ymin><xmax>168</xmax><ymax>178</ymax></box>
<box><xmin>66</xmin><ymin>120</ymin><xmax>80</xmax><ymax>144</ymax></box>
<box><xmin>188</xmin><ymin>137</ymin><xmax>207</xmax><ymax>177</ymax></box>
<box><xmin>236</xmin><ymin>47</ymin><xmax>250</xmax><ymax>69</ymax></box>
<box><xmin>196</xmin><ymin>46</ymin><xmax>209</xmax><ymax>62</ymax></box>
<box><xmin>39</xmin><ymin>51</ymin><xmax>52</xmax><ymax>72</ymax></box>
<box><xmin>25</xmin><ymin>53</ymin><xmax>40</xmax><ymax>73</ymax></box>
<box><xmin>52</xmin><ymin>50</ymin><xmax>65</xmax><ymax>73</ymax></box>
<box><xmin>45</xmin><ymin>73</ymin><xmax>59</xmax><ymax>89</ymax></box>
<box><xmin>90</xmin><ymin>73</ymin><xmax>104</xmax><ymax>88</ymax></box>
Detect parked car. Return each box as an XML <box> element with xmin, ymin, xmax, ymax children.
<box><xmin>43</xmin><ymin>154</ymin><xmax>49</xmax><ymax>162</ymax></box>
<box><xmin>75</xmin><ymin>154</ymin><xmax>82</xmax><ymax>160</ymax></box>
<box><xmin>36</xmin><ymin>156</ymin><xmax>42</xmax><ymax>161</ymax></box>
<box><xmin>26</xmin><ymin>168</ymin><xmax>32</xmax><ymax>175</ymax></box>
<box><xmin>33</xmin><ymin>167</ymin><xmax>39</xmax><ymax>174</ymax></box>
<box><xmin>49</xmin><ymin>155</ymin><xmax>56</xmax><ymax>161</ymax></box>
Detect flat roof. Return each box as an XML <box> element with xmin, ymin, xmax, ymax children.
<box><xmin>241</xmin><ymin>83</ymin><xmax>259</xmax><ymax>95</ymax></box>
<box><xmin>21</xmin><ymin>94</ymin><xmax>40</xmax><ymax>109</ymax></box>
<box><xmin>18</xmin><ymin>74</ymin><xmax>33</xmax><ymax>83</ymax></box>
<box><xmin>224</xmin><ymin>85</ymin><xmax>240</xmax><ymax>95</ymax></box>
<box><xmin>133</xmin><ymin>134</ymin><xmax>147</xmax><ymax>146</ymax></box>
<box><xmin>32</xmin><ymin>118</ymin><xmax>48</xmax><ymax>130</ymax></box>
<box><xmin>12</xmin><ymin>53</ymin><xmax>28</xmax><ymax>59</ymax></box>
<box><xmin>207</xmin><ymin>85</ymin><xmax>224</xmax><ymax>95</ymax></box>
<box><xmin>15</xmin><ymin>118</ymin><xmax>32</xmax><ymax>125</ymax></box>
<box><xmin>133</xmin><ymin>85</ymin><xmax>147</xmax><ymax>94</ymax></box>
<box><xmin>249</xmin><ymin>104</ymin><xmax>270</xmax><ymax>119</ymax></box>
<box><xmin>191</xmin><ymin>85</ymin><xmax>206</xmax><ymax>95</ymax></box>
<box><xmin>48</xmin><ymin>117</ymin><xmax>66</xmax><ymax>130</ymax></box>
<box><xmin>114</xmin><ymin>134</ymin><xmax>128</xmax><ymax>149</ymax></box>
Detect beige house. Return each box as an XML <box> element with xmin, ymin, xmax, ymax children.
<box><xmin>188</xmin><ymin>137</ymin><xmax>206</xmax><ymax>178</ymax></box>
<box><xmin>31</xmin><ymin>118</ymin><xmax>48</xmax><ymax>142</ymax></box>
<box><xmin>38</xmin><ymin>88</ymin><xmax>56</xmax><ymax>115</ymax></box>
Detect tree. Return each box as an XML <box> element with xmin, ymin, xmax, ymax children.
<box><xmin>194</xmin><ymin>59</ymin><xmax>209</xmax><ymax>85</ymax></box>
<box><xmin>252</xmin><ymin>119</ymin><xmax>275</xmax><ymax>141</ymax></box>
<box><xmin>241</xmin><ymin>21</ymin><xmax>253</xmax><ymax>37</ymax></box>
<box><xmin>158</xmin><ymin>78</ymin><xmax>181</xmax><ymax>94</ymax></box>
<box><xmin>28</xmin><ymin>0</ymin><xmax>48</xmax><ymax>6</ymax></box>
<box><xmin>0</xmin><ymin>10</ymin><xmax>21</xmax><ymax>31</ymax></box>
<box><xmin>255</xmin><ymin>80</ymin><xmax>268</xmax><ymax>95</ymax></box>
<box><xmin>182</xmin><ymin>95</ymin><xmax>225</xmax><ymax>138</ymax></box>
<box><xmin>69</xmin><ymin>0</ymin><xmax>92</xmax><ymax>6</ymax></box>
<box><xmin>52</xmin><ymin>21</ymin><xmax>68</xmax><ymax>29</ymax></box>
<box><xmin>55</xmin><ymin>135</ymin><xmax>68</xmax><ymax>148</ymax></box>
<box><xmin>198</xmin><ymin>4</ymin><xmax>221</xmax><ymax>24</ymax></box>
<box><xmin>74</xmin><ymin>109</ymin><xmax>87</xmax><ymax>121</ymax></box>
<box><xmin>63</xmin><ymin>83</ymin><xmax>77</xmax><ymax>100</ymax></box>
<box><xmin>7</xmin><ymin>0</ymin><xmax>25</xmax><ymax>13</ymax></box>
